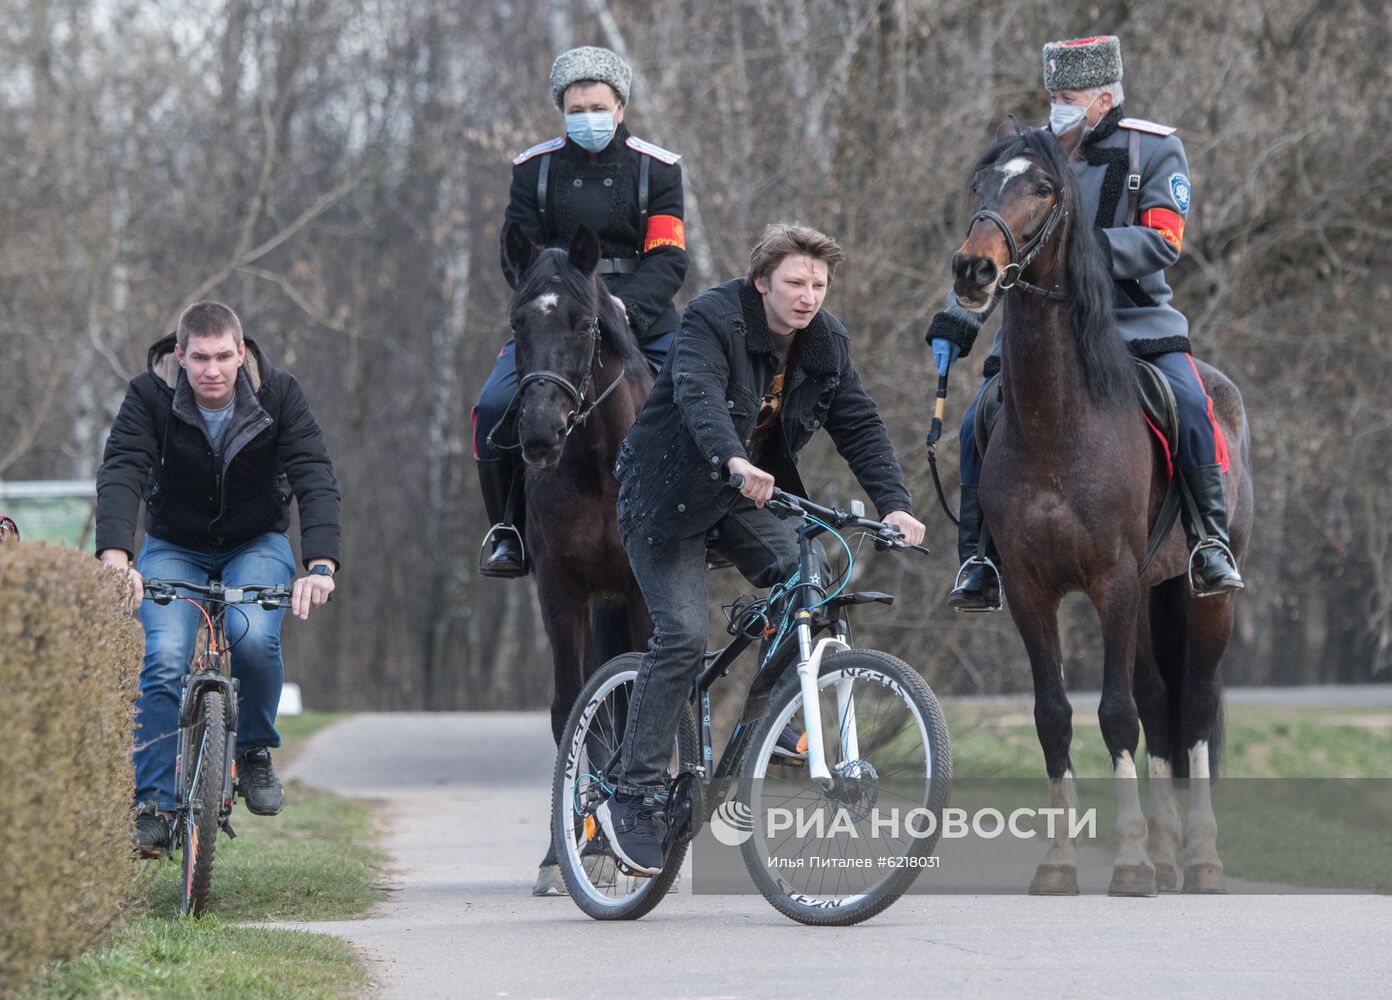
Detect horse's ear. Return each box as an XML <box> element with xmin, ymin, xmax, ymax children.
<box><xmin>567</xmin><ymin>225</ymin><xmax>601</xmax><ymax>276</ymax></box>
<box><xmin>503</xmin><ymin>221</ymin><xmax>537</xmax><ymax>280</ymax></box>
<box><xmin>996</xmin><ymin>115</ymin><xmax>1023</xmax><ymax>141</ymax></box>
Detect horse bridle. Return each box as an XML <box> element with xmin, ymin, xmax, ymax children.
<box><xmin>486</xmin><ymin>316</ymin><xmax>628</xmax><ymax>452</ymax></box>
<box><xmin>967</xmin><ymin>193</ymin><xmax>1069</xmax><ymax>301</ymax></box>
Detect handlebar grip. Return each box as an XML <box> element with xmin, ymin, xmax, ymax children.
<box><xmin>728</xmin><ymin>473</ymin><xmax>745</xmax><ymax>491</ymax></box>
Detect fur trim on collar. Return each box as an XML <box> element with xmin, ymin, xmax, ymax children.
<box><xmin>1082</xmin><ymin>105</ymin><xmax>1126</xmax><ymax>148</ymax></box>
<box><xmin>147</xmin><ymin>332</ymin><xmax>265</xmax><ymax>393</ymax></box>
<box><xmin>737</xmin><ymin>280</ymin><xmax>840</xmax><ymax>375</ymax></box>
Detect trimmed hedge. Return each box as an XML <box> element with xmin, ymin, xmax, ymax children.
<box><xmin>0</xmin><ymin>544</ymin><xmax>142</xmax><ymax>996</ymax></box>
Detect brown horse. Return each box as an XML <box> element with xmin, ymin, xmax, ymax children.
<box><xmin>951</xmin><ymin>121</ymin><xmax>1252</xmax><ymax>896</ymax></box>
<box><xmin>499</xmin><ymin>222</ymin><xmax>654</xmax><ymax>893</ymax></box>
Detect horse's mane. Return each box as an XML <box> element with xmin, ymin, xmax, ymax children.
<box><xmin>513</xmin><ymin>248</ymin><xmax>645</xmax><ymax>369</ymax></box>
<box><xmin>975</xmin><ymin>128</ymin><xmax>1134</xmax><ymax>408</ymax></box>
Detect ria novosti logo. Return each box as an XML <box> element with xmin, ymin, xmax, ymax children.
<box><xmin>709</xmin><ymin>799</ymin><xmax>756</xmax><ymax>846</ymax></box>
<box><xmin>710</xmin><ymin>803</ymin><xmax>1097</xmax><ymax>843</ymax></box>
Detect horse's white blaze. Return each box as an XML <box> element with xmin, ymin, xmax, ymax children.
<box><xmin>997</xmin><ymin>156</ymin><xmax>1031</xmax><ymax>192</ymax></box>
<box><xmin>534</xmin><ymin>292</ymin><xmax>559</xmax><ymax>314</ymax></box>
<box><xmin>1188</xmin><ymin>740</ymin><xmax>1211</xmax><ymax>781</ymax></box>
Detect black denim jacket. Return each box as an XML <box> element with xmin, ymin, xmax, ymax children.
<box><xmin>615</xmin><ymin>278</ymin><xmax>912</xmax><ymax>545</ymax></box>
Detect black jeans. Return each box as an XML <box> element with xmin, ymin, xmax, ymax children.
<box><xmin>615</xmin><ymin>498</ymin><xmax>824</xmax><ymax>796</ymax></box>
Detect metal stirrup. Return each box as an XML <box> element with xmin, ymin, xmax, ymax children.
<box><xmin>478</xmin><ymin>523</ymin><xmax>526</xmax><ymax>571</ymax></box>
<box><xmin>1187</xmin><ymin>538</ymin><xmax>1242</xmax><ymax>599</ymax></box>
<box><xmin>951</xmin><ymin>555</ymin><xmax>1003</xmax><ymax>614</ymax></box>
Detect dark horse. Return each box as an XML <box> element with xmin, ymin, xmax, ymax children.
<box><xmin>499</xmin><ymin>222</ymin><xmax>654</xmax><ymax>894</ymax></box>
<box><xmin>951</xmin><ymin>121</ymin><xmax>1253</xmax><ymax>896</ymax></box>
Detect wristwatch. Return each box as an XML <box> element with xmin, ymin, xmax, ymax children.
<box><xmin>309</xmin><ymin>564</ymin><xmax>335</xmax><ymax>578</ymax></box>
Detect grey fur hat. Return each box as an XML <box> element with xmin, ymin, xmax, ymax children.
<box><xmin>549</xmin><ymin>46</ymin><xmax>633</xmax><ymax>108</ymax></box>
<box><xmin>1042</xmin><ymin>35</ymin><xmax>1123</xmax><ymax>92</ymax></box>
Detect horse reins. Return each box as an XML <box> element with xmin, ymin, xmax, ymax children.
<box><xmin>928</xmin><ymin>186</ymin><xmax>1072</xmax><ymax>526</ymax></box>
<box><xmin>486</xmin><ymin>316</ymin><xmax>628</xmax><ymax>452</ymax></box>
<box><xmin>967</xmin><ymin>196</ymin><xmax>1069</xmax><ymax>302</ymax></box>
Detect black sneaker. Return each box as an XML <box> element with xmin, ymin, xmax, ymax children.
<box><xmin>772</xmin><ymin>724</ymin><xmax>806</xmax><ymax>765</ymax></box>
<box><xmin>236</xmin><ymin>747</ymin><xmax>285</xmax><ymax>816</ymax></box>
<box><xmin>595</xmin><ymin>792</ymin><xmax>666</xmax><ymax>876</ymax></box>
<box><xmin>133</xmin><ymin>800</ymin><xmax>172</xmax><ymax>858</ymax></box>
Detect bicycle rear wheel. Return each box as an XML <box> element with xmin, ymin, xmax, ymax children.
<box><xmin>739</xmin><ymin>649</ymin><xmax>951</xmax><ymax>926</ymax></box>
<box><xmin>552</xmin><ymin>652</ymin><xmax>697</xmax><ymax>920</ymax></box>
<box><xmin>179</xmin><ymin>688</ymin><xmax>227</xmax><ymax>917</ymax></box>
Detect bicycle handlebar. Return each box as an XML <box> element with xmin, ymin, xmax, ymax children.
<box><xmin>143</xmin><ymin>578</ymin><xmax>292</xmax><ymax>609</ymax></box>
<box><xmin>727</xmin><ymin>475</ymin><xmax>929</xmax><ymax>555</ymax></box>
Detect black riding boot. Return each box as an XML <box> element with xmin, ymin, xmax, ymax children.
<box><xmin>948</xmin><ymin>485</ymin><xmax>1002</xmax><ymax>612</ymax></box>
<box><xmin>1181</xmin><ymin>464</ymin><xmax>1243</xmax><ymax>597</ymax></box>
<box><xmin>477</xmin><ymin>457</ymin><xmax>527</xmax><ymax>578</ymax></box>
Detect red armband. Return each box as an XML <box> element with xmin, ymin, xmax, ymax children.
<box><xmin>643</xmin><ymin>215</ymin><xmax>686</xmax><ymax>252</ymax></box>
<box><xmin>1140</xmin><ymin>207</ymin><xmax>1185</xmax><ymax>252</ymax></box>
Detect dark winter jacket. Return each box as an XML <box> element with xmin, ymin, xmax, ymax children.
<box><xmin>615</xmin><ymin>279</ymin><xmax>913</xmax><ymax>545</ymax></box>
<box><xmin>503</xmin><ymin>122</ymin><xmax>687</xmax><ymax>342</ymax></box>
<box><xmin>95</xmin><ymin>334</ymin><xmax>341</xmax><ymax>566</ymax></box>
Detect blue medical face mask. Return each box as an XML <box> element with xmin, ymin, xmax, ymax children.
<box><xmin>1049</xmin><ymin>103</ymin><xmax>1087</xmax><ymax>135</ymax></box>
<box><xmin>565</xmin><ymin>111</ymin><xmax>617</xmax><ymax>153</ymax></box>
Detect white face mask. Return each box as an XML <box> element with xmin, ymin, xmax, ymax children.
<box><xmin>1049</xmin><ymin>95</ymin><xmax>1100</xmax><ymax>136</ymax></box>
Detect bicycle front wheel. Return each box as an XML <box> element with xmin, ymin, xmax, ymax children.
<box><xmin>739</xmin><ymin>649</ymin><xmax>951</xmax><ymax>926</ymax></box>
<box><xmin>179</xmin><ymin>688</ymin><xmax>227</xmax><ymax>917</ymax></box>
<box><xmin>552</xmin><ymin>652</ymin><xmax>696</xmax><ymax>920</ymax></box>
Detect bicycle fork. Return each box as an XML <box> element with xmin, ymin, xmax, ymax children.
<box><xmin>793</xmin><ymin>611</ymin><xmax>857</xmax><ymax>788</ymax></box>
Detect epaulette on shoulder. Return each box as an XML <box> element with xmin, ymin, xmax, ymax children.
<box><xmin>1118</xmin><ymin>118</ymin><xmax>1177</xmax><ymax>137</ymax></box>
<box><xmin>625</xmin><ymin>135</ymin><xmax>681</xmax><ymax>165</ymax></box>
<box><xmin>513</xmin><ymin>137</ymin><xmax>565</xmax><ymax>165</ymax></box>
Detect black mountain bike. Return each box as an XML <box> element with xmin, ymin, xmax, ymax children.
<box><xmin>142</xmin><ymin>578</ymin><xmax>290</xmax><ymax>916</ymax></box>
<box><xmin>552</xmin><ymin>479</ymin><xmax>952</xmax><ymax>926</ymax></box>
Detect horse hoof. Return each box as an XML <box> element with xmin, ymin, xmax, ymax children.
<box><xmin>1029</xmin><ymin>864</ymin><xmax>1079</xmax><ymax>895</ymax></box>
<box><xmin>1108</xmin><ymin>864</ymin><xmax>1158</xmax><ymax>897</ymax></box>
<box><xmin>1183</xmin><ymin>863</ymin><xmax>1226</xmax><ymax>894</ymax></box>
<box><xmin>1154</xmin><ymin>862</ymin><xmax>1179</xmax><ymax>892</ymax></box>
<box><xmin>530</xmin><ymin>864</ymin><xmax>566</xmax><ymax>897</ymax></box>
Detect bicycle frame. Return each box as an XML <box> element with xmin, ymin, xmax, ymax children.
<box><xmin>148</xmin><ymin>579</ymin><xmax>291</xmax><ymax>840</ymax></box>
<box><xmin>685</xmin><ymin>518</ymin><xmax>870</xmax><ymax>829</ymax></box>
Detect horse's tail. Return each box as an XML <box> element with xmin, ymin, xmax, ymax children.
<box><xmin>589</xmin><ymin>599</ymin><xmax>635</xmax><ymax>674</ymax></box>
<box><xmin>1148</xmin><ymin>576</ymin><xmax>1224</xmax><ymax>782</ymax></box>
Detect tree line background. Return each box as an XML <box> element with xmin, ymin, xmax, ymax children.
<box><xmin>2</xmin><ymin>0</ymin><xmax>1388</xmax><ymax>709</ymax></box>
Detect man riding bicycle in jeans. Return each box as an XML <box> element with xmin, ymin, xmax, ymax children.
<box><xmin>95</xmin><ymin>302</ymin><xmax>341</xmax><ymax>856</ymax></box>
<box><xmin>602</xmin><ymin>223</ymin><xmax>926</xmax><ymax>875</ymax></box>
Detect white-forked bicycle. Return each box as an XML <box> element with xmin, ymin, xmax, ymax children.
<box><xmin>551</xmin><ymin>477</ymin><xmax>952</xmax><ymax>926</ymax></box>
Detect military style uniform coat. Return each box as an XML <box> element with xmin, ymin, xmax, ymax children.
<box><xmin>503</xmin><ymin>121</ymin><xmax>688</xmax><ymax>343</ymax></box>
<box><xmin>936</xmin><ymin>108</ymin><xmax>1194</xmax><ymax>375</ymax></box>
<box><xmin>615</xmin><ymin>279</ymin><xmax>913</xmax><ymax>546</ymax></box>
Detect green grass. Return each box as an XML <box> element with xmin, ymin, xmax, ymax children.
<box><xmin>18</xmin><ymin>920</ymin><xmax>365</xmax><ymax>1000</ymax></box>
<box><xmin>942</xmin><ymin>700</ymin><xmax>1392</xmax><ymax>891</ymax></box>
<box><xmin>947</xmin><ymin>701</ymin><xmax>1392</xmax><ymax>779</ymax></box>
<box><xmin>16</xmin><ymin>712</ymin><xmax>385</xmax><ymax>999</ymax></box>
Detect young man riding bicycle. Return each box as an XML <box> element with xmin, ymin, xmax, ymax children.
<box><xmin>602</xmin><ymin>223</ymin><xmax>925</xmax><ymax>875</ymax></box>
<box><xmin>95</xmin><ymin>302</ymin><xmax>341</xmax><ymax>856</ymax></box>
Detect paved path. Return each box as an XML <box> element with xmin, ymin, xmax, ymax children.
<box><xmin>278</xmin><ymin>709</ymin><xmax>1391</xmax><ymax>999</ymax></box>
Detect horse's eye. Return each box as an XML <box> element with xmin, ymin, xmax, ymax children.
<box><xmin>1035</xmin><ymin>183</ymin><xmax>1053</xmax><ymax>198</ymax></box>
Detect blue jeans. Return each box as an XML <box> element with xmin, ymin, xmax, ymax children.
<box><xmin>134</xmin><ymin>532</ymin><xmax>296</xmax><ymax>811</ymax></box>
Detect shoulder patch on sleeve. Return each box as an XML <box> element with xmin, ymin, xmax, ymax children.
<box><xmin>1118</xmin><ymin>117</ymin><xmax>1177</xmax><ymax>137</ymax></box>
<box><xmin>625</xmin><ymin>135</ymin><xmax>681</xmax><ymax>165</ymax></box>
<box><xmin>512</xmin><ymin>137</ymin><xmax>565</xmax><ymax>165</ymax></box>
<box><xmin>1168</xmin><ymin>173</ymin><xmax>1191</xmax><ymax>213</ymax></box>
